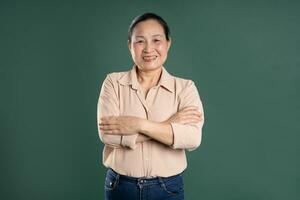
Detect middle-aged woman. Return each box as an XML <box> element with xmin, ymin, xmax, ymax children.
<box><xmin>97</xmin><ymin>13</ymin><xmax>205</xmax><ymax>200</ymax></box>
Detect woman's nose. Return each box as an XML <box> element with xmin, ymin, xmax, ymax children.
<box><xmin>143</xmin><ymin>42</ymin><xmax>154</xmax><ymax>53</ymax></box>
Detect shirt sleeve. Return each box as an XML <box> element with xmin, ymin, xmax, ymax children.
<box><xmin>170</xmin><ymin>80</ymin><xmax>205</xmax><ymax>151</ymax></box>
<box><xmin>97</xmin><ymin>74</ymin><xmax>138</xmax><ymax>149</ymax></box>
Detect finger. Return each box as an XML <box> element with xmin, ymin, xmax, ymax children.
<box><xmin>181</xmin><ymin>109</ymin><xmax>202</xmax><ymax>117</ymax></box>
<box><xmin>99</xmin><ymin>124</ymin><xmax>119</xmax><ymax>131</ymax></box>
<box><xmin>100</xmin><ymin>129</ymin><xmax>120</xmax><ymax>135</ymax></box>
<box><xmin>99</xmin><ymin>121</ymin><xmax>109</xmax><ymax>125</ymax></box>
<box><xmin>102</xmin><ymin>130</ymin><xmax>134</xmax><ymax>135</ymax></box>
<box><xmin>192</xmin><ymin>111</ymin><xmax>203</xmax><ymax>118</ymax></box>
<box><xmin>180</xmin><ymin>108</ymin><xmax>200</xmax><ymax>115</ymax></box>
<box><xmin>99</xmin><ymin>117</ymin><xmax>118</xmax><ymax>125</ymax></box>
<box><xmin>101</xmin><ymin>130</ymin><xmax>116</xmax><ymax>135</ymax></box>
<box><xmin>180</xmin><ymin>106</ymin><xmax>198</xmax><ymax>112</ymax></box>
<box><xmin>183</xmin><ymin>115</ymin><xmax>202</xmax><ymax>122</ymax></box>
<box><xmin>183</xmin><ymin>117</ymin><xmax>201</xmax><ymax>124</ymax></box>
<box><xmin>100</xmin><ymin>116</ymin><xmax>111</xmax><ymax>121</ymax></box>
<box><xmin>99</xmin><ymin>117</ymin><xmax>110</xmax><ymax>125</ymax></box>
<box><xmin>186</xmin><ymin>114</ymin><xmax>201</xmax><ymax>120</ymax></box>
<box><xmin>99</xmin><ymin>124</ymin><xmax>109</xmax><ymax>130</ymax></box>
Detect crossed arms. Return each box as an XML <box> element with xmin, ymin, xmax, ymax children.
<box><xmin>97</xmin><ymin>74</ymin><xmax>204</xmax><ymax>151</ymax></box>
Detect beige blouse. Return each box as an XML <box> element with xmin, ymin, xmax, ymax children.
<box><xmin>97</xmin><ymin>65</ymin><xmax>205</xmax><ymax>178</ymax></box>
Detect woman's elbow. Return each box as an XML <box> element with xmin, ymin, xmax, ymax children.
<box><xmin>171</xmin><ymin>123</ymin><xmax>202</xmax><ymax>151</ymax></box>
<box><xmin>186</xmin><ymin>132</ymin><xmax>202</xmax><ymax>151</ymax></box>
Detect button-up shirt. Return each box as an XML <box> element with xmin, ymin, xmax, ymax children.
<box><xmin>97</xmin><ymin>65</ymin><xmax>205</xmax><ymax>177</ymax></box>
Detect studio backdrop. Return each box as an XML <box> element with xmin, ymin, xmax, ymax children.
<box><xmin>1</xmin><ymin>0</ymin><xmax>299</xmax><ymax>199</ymax></box>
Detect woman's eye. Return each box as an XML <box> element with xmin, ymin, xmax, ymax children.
<box><xmin>136</xmin><ymin>41</ymin><xmax>144</xmax><ymax>43</ymax></box>
<box><xmin>154</xmin><ymin>39</ymin><xmax>160</xmax><ymax>42</ymax></box>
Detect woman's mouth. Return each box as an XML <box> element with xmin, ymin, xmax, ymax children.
<box><xmin>143</xmin><ymin>56</ymin><xmax>157</xmax><ymax>62</ymax></box>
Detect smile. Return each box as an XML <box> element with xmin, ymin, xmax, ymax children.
<box><xmin>143</xmin><ymin>56</ymin><xmax>157</xmax><ymax>62</ymax></box>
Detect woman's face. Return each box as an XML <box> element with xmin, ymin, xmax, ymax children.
<box><xmin>128</xmin><ymin>19</ymin><xmax>171</xmax><ymax>72</ymax></box>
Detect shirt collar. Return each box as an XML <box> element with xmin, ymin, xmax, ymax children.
<box><xmin>117</xmin><ymin>64</ymin><xmax>174</xmax><ymax>93</ymax></box>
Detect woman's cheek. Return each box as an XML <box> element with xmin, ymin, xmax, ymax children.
<box><xmin>133</xmin><ymin>46</ymin><xmax>144</xmax><ymax>56</ymax></box>
<box><xmin>157</xmin><ymin>43</ymin><xmax>168</xmax><ymax>52</ymax></box>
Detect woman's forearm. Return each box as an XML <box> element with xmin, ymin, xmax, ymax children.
<box><xmin>100</xmin><ymin>115</ymin><xmax>173</xmax><ymax>146</ymax></box>
<box><xmin>139</xmin><ymin>119</ymin><xmax>173</xmax><ymax>146</ymax></box>
<box><xmin>136</xmin><ymin>134</ymin><xmax>152</xmax><ymax>143</ymax></box>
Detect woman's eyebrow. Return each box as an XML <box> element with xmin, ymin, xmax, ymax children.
<box><xmin>135</xmin><ymin>34</ymin><xmax>163</xmax><ymax>38</ymax></box>
<box><xmin>152</xmin><ymin>34</ymin><xmax>163</xmax><ymax>37</ymax></box>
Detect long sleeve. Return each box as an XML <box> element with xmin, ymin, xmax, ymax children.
<box><xmin>170</xmin><ymin>80</ymin><xmax>205</xmax><ymax>151</ymax></box>
<box><xmin>98</xmin><ymin>66</ymin><xmax>205</xmax><ymax>177</ymax></box>
<box><xmin>97</xmin><ymin>74</ymin><xmax>138</xmax><ymax>149</ymax></box>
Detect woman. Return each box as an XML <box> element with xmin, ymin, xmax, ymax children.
<box><xmin>97</xmin><ymin>13</ymin><xmax>205</xmax><ymax>200</ymax></box>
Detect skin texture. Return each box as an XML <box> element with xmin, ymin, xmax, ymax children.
<box><xmin>99</xmin><ymin>19</ymin><xmax>202</xmax><ymax>146</ymax></box>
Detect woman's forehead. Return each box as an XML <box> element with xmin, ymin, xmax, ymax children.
<box><xmin>133</xmin><ymin>20</ymin><xmax>164</xmax><ymax>34</ymax></box>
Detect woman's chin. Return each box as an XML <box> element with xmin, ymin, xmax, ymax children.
<box><xmin>137</xmin><ymin>62</ymin><xmax>162</xmax><ymax>71</ymax></box>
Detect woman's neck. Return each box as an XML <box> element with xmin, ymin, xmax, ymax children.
<box><xmin>136</xmin><ymin>66</ymin><xmax>162</xmax><ymax>88</ymax></box>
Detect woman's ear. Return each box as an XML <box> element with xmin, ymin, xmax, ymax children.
<box><xmin>167</xmin><ymin>37</ymin><xmax>172</xmax><ymax>51</ymax></box>
<box><xmin>128</xmin><ymin>40</ymin><xmax>131</xmax><ymax>51</ymax></box>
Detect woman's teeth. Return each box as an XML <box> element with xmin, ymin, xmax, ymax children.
<box><xmin>143</xmin><ymin>56</ymin><xmax>157</xmax><ymax>61</ymax></box>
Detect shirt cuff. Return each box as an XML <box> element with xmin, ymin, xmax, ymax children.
<box><xmin>170</xmin><ymin>122</ymin><xmax>201</xmax><ymax>151</ymax></box>
<box><xmin>121</xmin><ymin>134</ymin><xmax>139</xmax><ymax>149</ymax></box>
<box><xmin>101</xmin><ymin>134</ymin><xmax>122</xmax><ymax>148</ymax></box>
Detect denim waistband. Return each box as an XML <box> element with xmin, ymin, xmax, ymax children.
<box><xmin>108</xmin><ymin>168</ymin><xmax>182</xmax><ymax>185</ymax></box>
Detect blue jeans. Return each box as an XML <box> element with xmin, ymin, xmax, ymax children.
<box><xmin>104</xmin><ymin>168</ymin><xmax>184</xmax><ymax>200</ymax></box>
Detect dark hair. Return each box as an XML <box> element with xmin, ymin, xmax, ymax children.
<box><xmin>128</xmin><ymin>13</ymin><xmax>170</xmax><ymax>43</ymax></box>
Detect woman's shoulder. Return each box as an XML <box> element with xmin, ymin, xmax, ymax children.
<box><xmin>104</xmin><ymin>68</ymin><xmax>131</xmax><ymax>83</ymax></box>
<box><xmin>171</xmin><ymin>74</ymin><xmax>196</xmax><ymax>91</ymax></box>
<box><xmin>170</xmin><ymin>74</ymin><xmax>201</xmax><ymax>99</ymax></box>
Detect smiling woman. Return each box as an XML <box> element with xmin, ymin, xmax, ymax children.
<box><xmin>97</xmin><ymin>13</ymin><xmax>205</xmax><ymax>200</ymax></box>
<box><xmin>128</xmin><ymin>18</ymin><xmax>171</xmax><ymax>74</ymax></box>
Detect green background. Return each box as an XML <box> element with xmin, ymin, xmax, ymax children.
<box><xmin>1</xmin><ymin>0</ymin><xmax>299</xmax><ymax>199</ymax></box>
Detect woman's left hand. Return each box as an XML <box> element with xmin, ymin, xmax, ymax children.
<box><xmin>99</xmin><ymin>116</ymin><xmax>143</xmax><ymax>135</ymax></box>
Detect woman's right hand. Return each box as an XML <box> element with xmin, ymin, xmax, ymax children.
<box><xmin>164</xmin><ymin>106</ymin><xmax>203</xmax><ymax>125</ymax></box>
